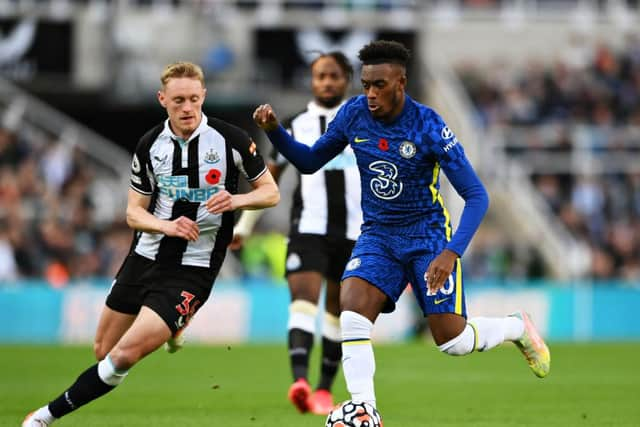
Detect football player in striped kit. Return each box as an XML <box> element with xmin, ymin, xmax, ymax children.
<box><xmin>22</xmin><ymin>62</ymin><xmax>279</xmax><ymax>427</ymax></box>
<box><xmin>232</xmin><ymin>51</ymin><xmax>361</xmax><ymax>415</ymax></box>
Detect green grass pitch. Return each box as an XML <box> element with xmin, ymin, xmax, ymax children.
<box><xmin>2</xmin><ymin>342</ymin><xmax>639</xmax><ymax>426</ymax></box>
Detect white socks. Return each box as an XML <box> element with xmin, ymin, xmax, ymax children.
<box><xmin>340</xmin><ymin>311</ymin><xmax>376</xmax><ymax>407</ymax></box>
<box><xmin>97</xmin><ymin>355</ymin><xmax>128</xmax><ymax>386</ymax></box>
<box><xmin>438</xmin><ymin>323</ymin><xmax>476</xmax><ymax>355</ymax></box>
<box><xmin>340</xmin><ymin>311</ymin><xmax>526</xmax><ymax>407</ymax></box>
<box><xmin>469</xmin><ymin>316</ymin><xmax>524</xmax><ymax>351</ymax></box>
<box><xmin>322</xmin><ymin>311</ymin><xmax>341</xmax><ymax>342</ymax></box>
<box><xmin>438</xmin><ymin>316</ymin><xmax>525</xmax><ymax>355</ymax></box>
<box><xmin>503</xmin><ymin>316</ymin><xmax>526</xmax><ymax>341</ymax></box>
<box><xmin>287</xmin><ymin>300</ymin><xmax>318</xmax><ymax>333</ymax></box>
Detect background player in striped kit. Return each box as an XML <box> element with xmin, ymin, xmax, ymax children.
<box><xmin>22</xmin><ymin>62</ymin><xmax>280</xmax><ymax>427</ymax></box>
<box><xmin>253</xmin><ymin>40</ymin><xmax>550</xmax><ymax>419</ymax></box>
<box><xmin>231</xmin><ymin>51</ymin><xmax>361</xmax><ymax>415</ymax></box>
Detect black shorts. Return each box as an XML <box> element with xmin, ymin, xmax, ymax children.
<box><xmin>285</xmin><ymin>233</ymin><xmax>356</xmax><ymax>282</ymax></box>
<box><xmin>106</xmin><ymin>252</ymin><xmax>225</xmax><ymax>334</ymax></box>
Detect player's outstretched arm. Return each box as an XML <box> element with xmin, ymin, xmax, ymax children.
<box><xmin>126</xmin><ymin>188</ymin><xmax>199</xmax><ymax>241</ymax></box>
<box><xmin>253</xmin><ymin>104</ymin><xmax>339</xmax><ymax>174</ymax></box>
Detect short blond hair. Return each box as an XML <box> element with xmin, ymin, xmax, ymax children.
<box><xmin>160</xmin><ymin>61</ymin><xmax>205</xmax><ymax>87</ymax></box>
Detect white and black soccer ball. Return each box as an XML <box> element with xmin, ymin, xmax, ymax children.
<box><xmin>325</xmin><ymin>400</ymin><xmax>383</xmax><ymax>427</ymax></box>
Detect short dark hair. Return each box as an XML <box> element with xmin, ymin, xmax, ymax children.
<box><xmin>310</xmin><ymin>51</ymin><xmax>354</xmax><ymax>80</ymax></box>
<box><xmin>358</xmin><ymin>40</ymin><xmax>411</xmax><ymax>67</ymax></box>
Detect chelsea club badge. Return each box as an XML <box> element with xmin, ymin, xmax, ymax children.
<box><xmin>399</xmin><ymin>141</ymin><xmax>416</xmax><ymax>159</ymax></box>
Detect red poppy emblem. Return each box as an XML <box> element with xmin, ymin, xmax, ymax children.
<box><xmin>378</xmin><ymin>138</ymin><xmax>389</xmax><ymax>151</ymax></box>
<box><xmin>205</xmin><ymin>169</ymin><xmax>221</xmax><ymax>185</ymax></box>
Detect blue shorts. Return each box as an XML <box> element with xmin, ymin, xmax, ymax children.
<box><xmin>341</xmin><ymin>229</ymin><xmax>467</xmax><ymax>317</ymax></box>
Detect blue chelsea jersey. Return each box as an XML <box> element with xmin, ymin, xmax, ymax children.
<box><xmin>316</xmin><ymin>94</ymin><xmax>471</xmax><ymax>240</ymax></box>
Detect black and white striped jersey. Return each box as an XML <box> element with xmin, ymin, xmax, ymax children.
<box><xmin>273</xmin><ymin>101</ymin><xmax>362</xmax><ymax>241</ymax></box>
<box><xmin>129</xmin><ymin>116</ymin><xmax>267</xmax><ymax>268</ymax></box>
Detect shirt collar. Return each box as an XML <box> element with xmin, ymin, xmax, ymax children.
<box><xmin>307</xmin><ymin>100</ymin><xmax>345</xmax><ymax>117</ymax></box>
<box><xmin>160</xmin><ymin>114</ymin><xmax>209</xmax><ymax>143</ymax></box>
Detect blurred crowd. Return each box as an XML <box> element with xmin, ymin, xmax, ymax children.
<box><xmin>0</xmin><ymin>126</ymin><xmax>131</xmax><ymax>285</ymax></box>
<box><xmin>4</xmin><ymin>27</ymin><xmax>640</xmax><ymax>285</ymax></box>
<box><xmin>457</xmin><ymin>35</ymin><xmax>640</xmax><ymax>281</ymax></box>
<box><xmin>234</xmin><ymin>0</ymin><xmax>411</xmax><ymax>9</ymax></box>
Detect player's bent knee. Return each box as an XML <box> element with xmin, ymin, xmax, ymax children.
<box><xmin>438</xmin><ymin>324</ymin><xmax>476</xmax><ymax>356</ymax></box>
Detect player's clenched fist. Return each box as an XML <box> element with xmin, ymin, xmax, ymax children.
<box><xmin>253</xmin><ymin>104</ymin><xmax>279</xmax><ymax>132</ymax></box>
<box><xmin>164</xmin><ymin>216</ymin><xmax>200</xmax><ymax>241</ymax></box>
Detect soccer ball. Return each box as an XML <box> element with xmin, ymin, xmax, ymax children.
<box><xmin>325</xmin><ymin>401</ymin><xmax>383</xmax><ymax>427</ymax></box>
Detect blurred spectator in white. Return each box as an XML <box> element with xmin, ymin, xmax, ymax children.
<box><xmin>571</xmin><ymin>175</ymin><xmax>606</xmax><ymax>238</ymax></box>
<box><xmin>0</xmin><ymin>217</ymin><xmax>18</xmax><ymax>281</ymax></box>
<box><xmin>563</xmin><ymin>32</ymin><xmax>594</xmax><ymax>72</ymax></box>
<box><xmin>40</xmin><ymin>137</ymin><xmax>73</xmax><ymax>193</ymax></box>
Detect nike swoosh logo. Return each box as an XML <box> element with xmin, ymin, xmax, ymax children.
<box><xmin>434</xmin><ymin>297</ymin><xmax>450</xmax><ymax>305</ymax></box>
<box><xmin>354</xmin><ymin>137</ymin><xmax>369</xmax><ymax>143</ymax></box>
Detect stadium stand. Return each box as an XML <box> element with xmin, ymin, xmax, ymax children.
<box><xmin>1</xmin><ymin>0</ymin><xmax>639</xmax><ymax>283</ymax></box>
<box><xmin>456</xmin><ymin>39</ymin><xmax>640</xmax><ymax>280</ymax></box>
<box><xmin>0</xmin><ymin>78</ymin><xmax>131</xmax><ymax>283</ymax></box>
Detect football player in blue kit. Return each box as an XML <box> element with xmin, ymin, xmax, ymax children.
<box><xmin>253</xmin><ymin>40</ymin><xmax>550</xmax><ymax>414</ymax></box>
